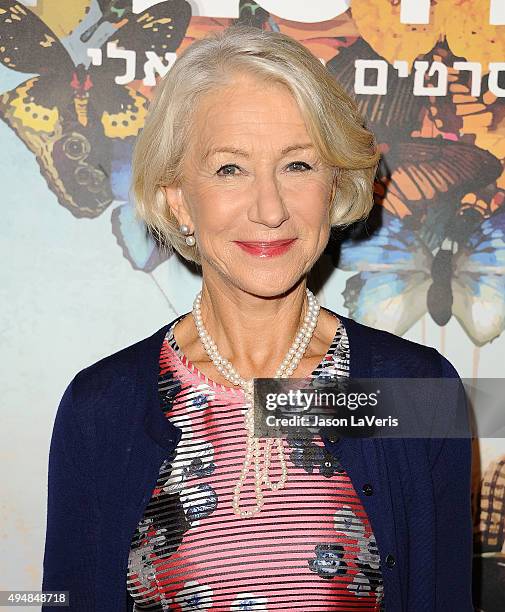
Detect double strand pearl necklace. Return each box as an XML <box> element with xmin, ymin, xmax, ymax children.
<box><xmin>192</xmin><ymin>288</ymin><xmax>321</xmax><ymax>518</ymax></box>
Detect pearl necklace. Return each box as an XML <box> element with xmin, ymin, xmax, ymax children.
<box><xmin>192</xmin><ymin>288</ymin><xmax>321</xmax><ymax>518</ymax></box>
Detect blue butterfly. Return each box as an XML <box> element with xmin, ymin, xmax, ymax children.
<box><xmin>110</xmin><ymin>138</ymin><xmax>170</xmax><ymax>271</ymax></box>
<box><xmin>337</xmin><ymin>207</ymin><xmax>505</xmax><ymax>347</ymax></box>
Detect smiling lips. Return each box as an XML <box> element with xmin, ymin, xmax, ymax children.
<box><xmin>234</xmin><ymin>238</ymin><xmax>297</xmax><ymax>258</ymax></box>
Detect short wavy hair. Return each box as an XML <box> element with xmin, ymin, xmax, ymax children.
<box><xmin>131</xmin><ymin>24</ymin><xmax>380</xmax><ymax>266</ymax></box>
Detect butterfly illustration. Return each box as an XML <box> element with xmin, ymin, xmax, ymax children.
<box><xmin>327</xmin><ymin>36</ymin><xmax>503</xmax><ymax>234</ymax></box>
<box><xmin>326</xmin><ymin>37</ymin><xmax>426</xmax><ymax>143</ymax></box>
<box><xmin>0</xmin><ymin>0</ymin><xmax>191</xmax><ymax>272</ymax></box>
<box><xmin>326</xmin><ymin>35</ymin><xmax>504</xmax><ymax>346</ymax></box>
<box><xmin>372</xmin><ymin>138</ymin><xmax>501</xmax><ymax>230</ymax></box>
<box><xmin>336</xmin><ymin>205</ymin><xmax>505</xmax><ymax>347</ymax></box>
<box><xmin>0</xmin><ymin>0</ymin><xmax>191</xmax><ymax>219</ymax></box>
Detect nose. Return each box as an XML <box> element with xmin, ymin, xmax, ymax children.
<box><xmin>247</xmin><ymin>172</ymin><xmax>290</xmax><ymax>228</ymax></box>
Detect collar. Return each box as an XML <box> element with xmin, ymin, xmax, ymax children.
<box><xmin>142</xmin><ymin>307</ymin><xmax>372</xmax><ymax>449</ymax></box>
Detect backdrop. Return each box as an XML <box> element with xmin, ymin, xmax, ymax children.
<box><xmin>1</xmin><ymin>1</ymin><xmax>504</xmax><ymax>608</ymax></box>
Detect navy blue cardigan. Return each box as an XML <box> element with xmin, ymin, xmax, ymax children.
<box><xmin>41</xmin><ymin>310</ymin><xmax>473</xmax><ymax>611</ymax></box>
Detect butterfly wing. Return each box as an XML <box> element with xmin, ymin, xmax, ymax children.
<box><xmin>0</xmin><ymin>90</ymin><xmax>115</xmax><ymax>218</ymax></box>
<box><xmin>84</xmin><ymin>1</ymin><xmax>192</xmax><ymax>147</ymax></box>
<box><xmin>0</xmin><ymin>0</ymin><xmax>74</xmax><ymax>74</ymax></box>
<box><xmin>5</xmin><ymin>100</ymin><xmax>113</xmax><ymax>216</ymax></box>
<box><xmin>326</xmin><ymin>38</ymin><xmax>425</xmax><ymax>142</ymax></box>
<box><xmin>343</xmin><ymin>271</ymin><xmax>432</xmax><ymax>336</ymax></box>
<box><xmin>109</xmin><ymin>138</ymin><xmax>169</xmax><ymax>271</ymax></box>
<box><xmin>111</xmin><ymin>201</ymin><xmax>170</xmax><ymax>272</ymax></box>
<box><xmin>0</xmin><ymin>0</ymin><xmax>74</xmax><ymax>132</ymax></box>
<box><xmin>350</xmin><ymin>0</ymin><xmax>442</xmax><ymax>74</ymax></box>
<box><xmin>452</xmin><ymin>208</ymin><xmax>505</xmax><ymax>346</ymax></box>
<box><xmin>0</xmin><ymin>68</ymin><xmax>114</xmax><ymax>216</ymax></box>
<box><xmin>87</xmin><ymin>74</ymin><xmax>150</xmax><ymax>141</ymax></box>
<box><xmin>337</xmin><ymin>211</ymin><xmax>433</xmax><ymax>335</ymax></box>
<box><xmin>374</xmin><ymin>138</ymin><xmax>502</xmax><ymax>241</ymax></box>
<box><xmin>104</xmin><ymin>0</ymin><xmax>191</xmax><ymax>81</ymax></box>
<box><xmin>338</xmin><ymin>213</ymin><xmax>431</xmax><ymax>272</ymax></box>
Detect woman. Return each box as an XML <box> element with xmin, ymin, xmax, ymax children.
<box><xmin>42</xmin><ymin>25</ymin><xmax>473</xmax><ymax>611</ymax></box>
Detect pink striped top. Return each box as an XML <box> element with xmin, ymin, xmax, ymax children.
<box><xmin>127</xmin><ymin>311</ymin><xmax>384</xmax><ymax>611</ymax></box>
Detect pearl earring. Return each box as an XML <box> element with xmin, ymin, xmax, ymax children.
<box><xmin>179</xmin><ymin>224</ymin><xmax>196</xmax><ymax>246</ymax></box>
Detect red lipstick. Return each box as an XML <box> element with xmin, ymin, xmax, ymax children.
<box><xmin>234</xmin><ymin>238</ymin><xmax>297</xmax><ymax>258</ymax></box>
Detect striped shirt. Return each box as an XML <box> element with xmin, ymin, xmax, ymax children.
<box><xmin>127</xmin><ymin>312</ymin><xmax>384</xmax><ymax>611</ymax></box>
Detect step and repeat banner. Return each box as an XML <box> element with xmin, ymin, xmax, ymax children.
<box><xmin>1</xmin><ymin>1</ymin><xmax>504</xmax><ymax>608</ymax></box>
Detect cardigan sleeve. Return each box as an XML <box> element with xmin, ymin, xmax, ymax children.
<box><xmin>430</xmin><ymin>351</ymin><xmax>474</xmax><ymax>611</ymax></box>
<box><xmin>41</xmin><ymin>374</ymin><xmax>99</xmax><ymax>610</ymax></box>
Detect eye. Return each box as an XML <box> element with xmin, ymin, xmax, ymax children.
<box><xmin>216</xmin><ymin>164</ymin><xmax>240</xmax><ymax>177</ymax></box>
<box><xmin>288</xmin><ymin>161</ymin><xmax>313</xmax><ymax>172</ymax></box>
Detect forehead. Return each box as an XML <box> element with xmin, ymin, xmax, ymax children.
<box><xmin>190</xmin><ymin>74</ymin><xmax>311</xmax><ymax>152</ymax></box>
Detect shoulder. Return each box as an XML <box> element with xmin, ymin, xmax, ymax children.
<box><xmin>51</xmin><ymin>322</ymin><xmax>173</xmax><ymax>444</ymax></box>
<box><xmin>333</xmin><ymin>310</ymin><xmax>460</xmax><ymax>378</ymax></box>
<box><xmin>68</xmin><ymin>323</ymin><xmax>170</xmax><ymax>407</ymax></box>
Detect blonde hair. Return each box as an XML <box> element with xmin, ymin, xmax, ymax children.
<box><xmin>131</xmin><ymin>24</ymin><xmax>380</xmax><ymax>266</ymax></box>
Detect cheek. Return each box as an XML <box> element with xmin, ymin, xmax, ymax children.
<box><xmin>196</xmin><ymin>203</ymin><xmax>238</xmax><ymax>236</ymax></box>
<box><xmin>187</xmin><ymin>184</ymin><xmax>234</xmax><ymax>227</ymax></box>
<box><xmin>298</xmin><ymin>175</ymin><xmax>332</xmax><ymax>206</ymax></box>
<box><xmin>296</xmin><ymin>192</ymin><xmax>330</xmax><ymax>228</ymax></box>
<box><xmin>190</xmin><ymin>196</ymin><xmax>238</xmax><ymax>257</ymax></box>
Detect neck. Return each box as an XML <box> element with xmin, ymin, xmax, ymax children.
<box><xmin>193</xmin><ymin>276</ymin><xmax>310</xmax><ymax>375</ymax></box>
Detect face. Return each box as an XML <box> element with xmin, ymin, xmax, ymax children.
<box><xmin>163</xmin><ymin>72</ymin><xmax>335</xmax><ymax>298</ymax></box>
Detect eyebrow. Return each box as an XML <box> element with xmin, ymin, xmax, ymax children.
<box><xmin>202</xmin><ymin>143</ymin><xmax>315</xmax><ymax>161</ymax></box>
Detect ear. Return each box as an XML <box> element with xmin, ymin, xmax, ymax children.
<box><xmin>162</xmin><ymin>184</ymin><xmax>193</xmax><ymax>228</ymax></box>
<box><xmin>330</xmin><ymin>167</ymin><xmax>339</xmax><ymax>200</ymax></box>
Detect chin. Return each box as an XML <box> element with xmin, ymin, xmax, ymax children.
<box><xmin>235</xmin><ymin>275</ymin><xmax>304</xmax><ymax>299</ymax></box>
